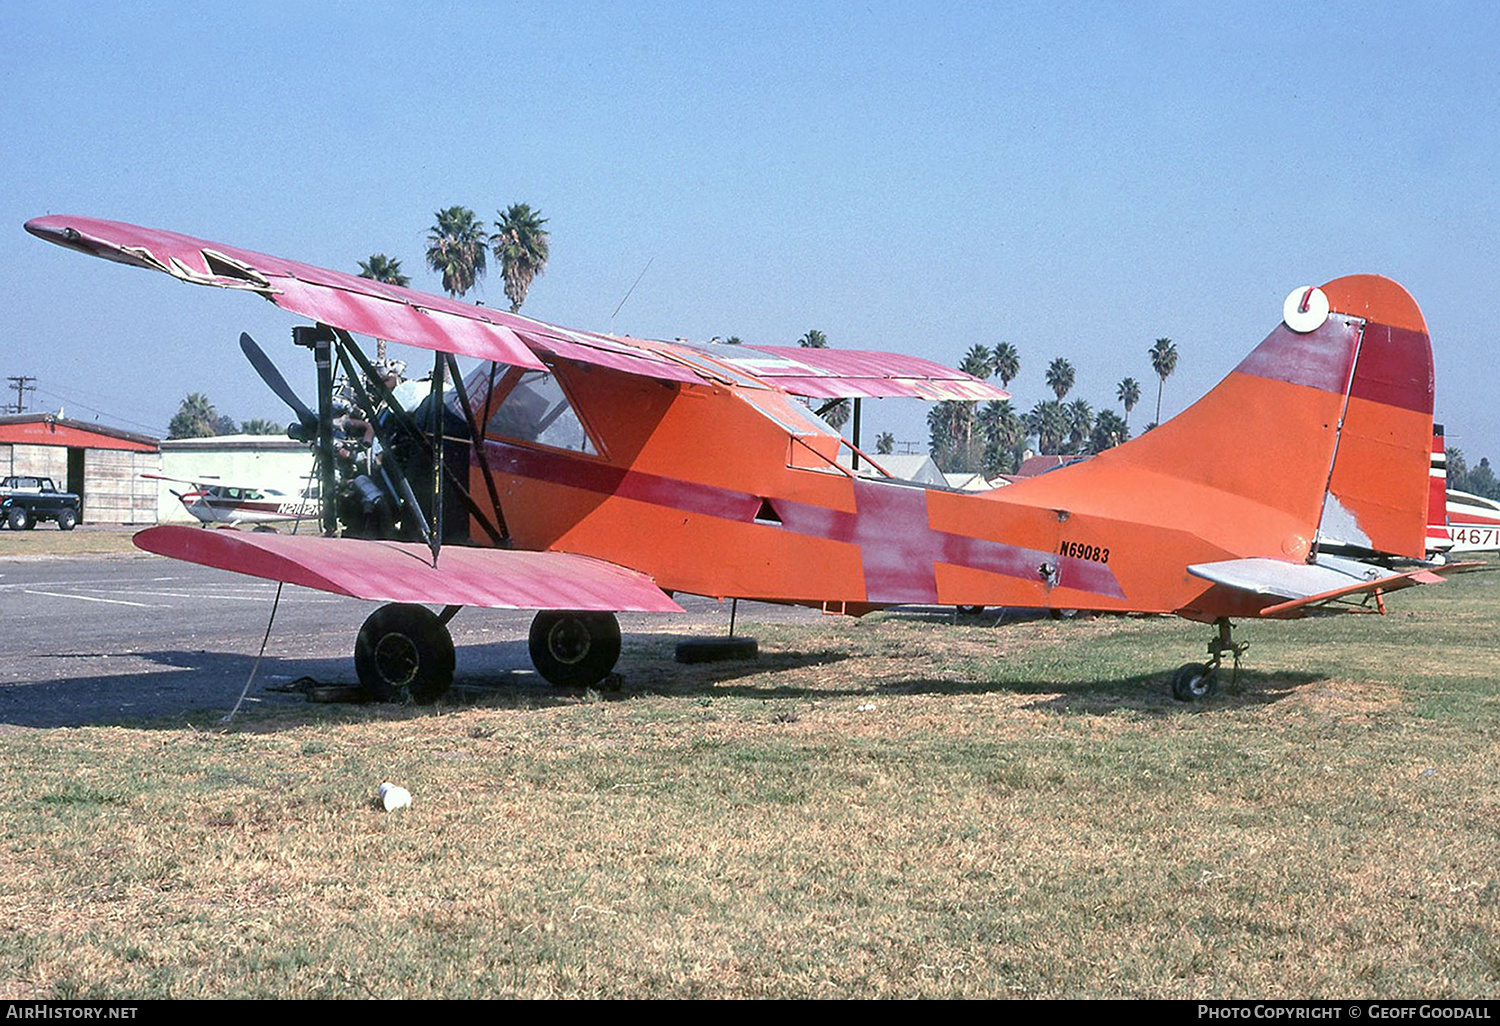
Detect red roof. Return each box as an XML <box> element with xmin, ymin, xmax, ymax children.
<box><xmin>0</xmin><ymin>414</ymin><xmax>158</xmax><ymax>452</ymax></box>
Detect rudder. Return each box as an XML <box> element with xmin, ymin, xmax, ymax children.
<box><xmin>1315</xmin><ymin>275</ymin><xmax>1434</xmax><ymax>559</ymax></box>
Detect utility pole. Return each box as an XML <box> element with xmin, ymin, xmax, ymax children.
<box><xmin>6</xmin><ymin>376</ymin><xmax>36</xmax><ymax>414</ymax></box>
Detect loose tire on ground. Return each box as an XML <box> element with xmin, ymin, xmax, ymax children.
<box><xmin>354</xmin><ymin>603</ymin><xmax>455</xmax><ymax>703</ymax></box>
<box><xmin>675</xmin><ymin>636</ymin><xmax>759</xmax><ymax>664</ymax></box>
<box><xmin>1171</xmin><ymin>662</ymin><xmax>1217</xmax><ymax>702</ymax></box>
<box><xmin>529</xmin><ymin>610</ymin><xmax>622</xmax><ymax>688</ymax></box>
<box><xmin>56</xmin><ymin>509</ymin><xmax>76</xmax><ymax>531</ymax></box>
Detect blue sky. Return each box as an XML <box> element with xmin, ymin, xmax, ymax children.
<box><xmin>3</xmin><ymin>1</ymin><xmax>1498</xmax><ymax>459</ymax></box>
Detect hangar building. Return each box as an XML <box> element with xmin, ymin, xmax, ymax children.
<box><xmin>0</xmin><ymin>414</ymin><xmax>161</xmax><ymax>523</ymax></box>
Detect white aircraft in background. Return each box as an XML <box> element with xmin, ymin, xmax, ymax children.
<box><xmin>145</xmin><ymin>473</ymin><xmax>319</xmax><ymax>528</ymax></box>
<box><xmin>1426</xmin><ymin>426</ymin><xmax>1500</xmax><ymax>557</ymax></box>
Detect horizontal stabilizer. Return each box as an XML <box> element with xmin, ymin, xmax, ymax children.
<box><xmin>1188</xmin><ymin>554</ymin><xmax>1412</xmax><ymax>599</ymax></box>
<box><xmin>133</xmin><ymin>526</ymin><xmax>684</xmax><ymax>612</ymax></box>
<box><xmin>1188</xmin><ymin>554</ymin><xmax>1476</xmax><ymax>616</ymax></box>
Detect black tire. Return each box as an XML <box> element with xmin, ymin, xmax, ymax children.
<box><xmin>529</xmin><ymin>610</ymin><xmax>621</xmax><ymax>688</ymax></box>
<box><xmin>1172</xmin><ymin>662</ymin><xmax>1217</xmax><ymax>702</ymax></box>
<box><xmin>957</xmin><ymin>604</ymin><xmax>985</xmax><ymax>615</ymax></box>
<box><xmin>8</xmin><ymin>508</ymin><xmax>31</xmax><ymax>531</ymax></box>
<box><xmin>56</xmin><ymin>509</ymin><xmax>76</xmax><ymax>531</ymax></box>
<box><xmin>675</xmin><ymin>636</ymin><xmax>759</xmax><ymax>664</ymax></box>
<box><xmin>354</xmin><ymin>603</ymin><xmax>455</xmax><ymax>703</ymax></box>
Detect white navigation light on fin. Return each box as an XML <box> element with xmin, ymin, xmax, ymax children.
<box><xmin>1283</xmin><ymin>285</ymin><xmax>1330</xmax><ymax>333</ymax></box>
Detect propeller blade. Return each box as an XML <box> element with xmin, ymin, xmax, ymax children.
<box><xmin>240</xmin><ymin>332</ymin><xmax>316</xmax><ymax>426</ymax></box>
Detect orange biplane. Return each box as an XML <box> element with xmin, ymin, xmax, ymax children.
<box><xmin>25</xmin><ymin>215</ymin><xmax>1463</xmax><ymax>702</ymax></box>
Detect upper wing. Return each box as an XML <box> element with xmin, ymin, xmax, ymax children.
<box><xmin>25</xmin><ymin>215</ymin><xmax>1001</xmax><ymax>399</ymax></box>
<box><xmin>24</xmin><ymin>215</ymin><xmax>709</xmax><ymax>385</ymax></box>
<box><xmin>723</xmin><ymin>345</ymin><xmax>1010</xmax><ymax>402</ymax></box>
<box><xmin>134</xmin><ymin>525</ymin><xmax>684</xmax><ymax>612</ymax></box>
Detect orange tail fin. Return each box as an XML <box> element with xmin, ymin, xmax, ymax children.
<box><xmin>1011</xmin><ymin>275</ymin><xmax>1434</xmax><ymax>564</ymax></box>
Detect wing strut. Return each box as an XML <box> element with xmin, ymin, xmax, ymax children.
<box><xmin>329</xmin><ymin>333</ymin><xmax>433</xmax><ymax>546</ymax></box>
<box><xmin>444</xmin><ymin>352</ymin><xmax>511</xmax><ymax>546</ymax></box>
<box><xmin>291</xmin><ymin>324</ymin><xmax>340</xmax><ymax>537</ymax></box>
<box><xmin>332</xmin><ymin>330</ymin><xmax>509</xmax><ymax>550</ymax></box>
<box><xmin>428</xmin><ymin>350</ymin><xmax>445</xmax><ymax>567</ymax></box>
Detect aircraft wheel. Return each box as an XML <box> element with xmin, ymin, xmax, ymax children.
<box><xmin>8</xmin><ymin>508</ymin><xmax>32</xmax><ymax>531</ymax></box>
<box><xmin>56</xmin><ymin>509</ymin><xmax>76</xmax><ymax>531</ymax></box>
<box><xmin>529</xmin><ymin>610</ymin><xmax>621</xmax><ymax>688</ymax></box>
<box><xmin>354</xmin><ymin>603</ymin><xmax>455</xmax><ymax>704</ymax></box>
<box><xmin>1171</xmin><ymin>662</ymin><xmax>1217</xmax><ymax>702</ymax></box>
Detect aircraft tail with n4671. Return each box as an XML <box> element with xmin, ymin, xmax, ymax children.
<box><xmin>1426</xmin><ymin>424</ymin><xmax>1500</xmax><ymax>556</ymax></box>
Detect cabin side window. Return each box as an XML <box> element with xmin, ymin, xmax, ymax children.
<box><xmin>484</xmin><ymin>371</ymin><xmax>599</xmax><ymax>455</ymax></box>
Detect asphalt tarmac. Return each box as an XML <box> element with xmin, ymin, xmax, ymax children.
<box><xmin>0</xmin><ymin>551</ymin><xmax>815</xmax><ymax>728</ymax></box>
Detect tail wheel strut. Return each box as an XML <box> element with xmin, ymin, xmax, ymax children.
<box><xmin>1172</xmin><ymin>618</ymin><xmax>1248</xmax><ymax>702</ymax></box>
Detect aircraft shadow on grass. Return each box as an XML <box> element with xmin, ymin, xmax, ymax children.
<box><xmin>1</xmin><ymin>636</ymin><xmax>1323</xmax><ymax>730</ymax></box>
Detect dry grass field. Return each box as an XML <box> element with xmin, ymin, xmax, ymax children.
<box><xmin>0</xmin><ymin>525</ymin><xmax>143</xmax><ymax>558</ymax></box>
<box><xmin>1</xmin><ymin>562</ymin><xmax>1497</xmax><ymax>998</ymax></box>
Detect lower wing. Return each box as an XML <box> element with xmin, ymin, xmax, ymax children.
<box><xmin>134</xmin><ymin>525</ymin><xmax>684</xmax><ymax>612</ymax></box>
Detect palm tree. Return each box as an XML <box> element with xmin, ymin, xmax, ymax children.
<box><xmin>875</xmin><ymin>431</ymin><xmax>895</xmax><ymax>455</ymax></box>
<box><xmin>991</xmin><ymin>342</ymin><xmax>1020</xmax><ymax>391</ymax></box>
<box><xmin>947</xmin><ymin>346</ymin><xmax>997</xmax><ymax>462</ymax></box>
<box><xmin>1024</xmin><ymin>399</ymin><xmax>1069</xmax><ymax>455</ymax></box>
<box><xmin>797</xmin><ymin>329</ymin><xmax>847</xmax><ymax>429</ymax></box>
<box><xmin>1045</xmin><ymin>357</ymin><xmax>1075</xmax><ymax>402</ymax></box>
<box><xmin>358</xmin><ymin>254</ymin><xmax>411</xmax><ymax>361</ymax></box>
<box><xmin>1065</xmin><ymin>399</ymin><xmax>1093</xmax><ymax>453</ymax></box>
<box><xmin>357</xmin><ymin>253</ymin><xmax>410</xmax><ymax>288</ymax></box>
<box><xmin>1116</xmin><ymin>377</ymin><xmax>1141</xmax><ymax>428</ymax></box>
<box><xmin>168</xmin><ymin>393</ymin><xmax>221</xmax><ymax>439</ymax></box>
<box><xmin>241</xmin><ymin>417</ymin><xmax>286</xmax><ymax>436</ymax></box>
<box><xmin>927</xmin><ymin>401</ymin><xmax>965</xmax><ymax>469</ymax></box>
<box><xmin>1091</xmin><ymin>409</ymin><xmax>1129</xmax><ymax>452</ymax></box>
<box><xmin>493</xmin><ymin>203</ymin><xmax>550</xmax><ymax>313</ymax></box>
<box><xmin>959</xmin><ymin>345</ymin><xmax>993</xmax><ymax>380</ymax></box>
<box><xmin>820</xmin><ymin>398</ymin><xmax>851</xmax><ymax>432</ymax></box>
<box><xmin>1149</xmin><ymin>337</ymin><xmax>1178</xmax><ymax>425</ymax></box>
<box><xmin>1447</xmin><ymin>447</ymin><xmax>1468</xmax><ymax>491</ymax></box>
<box><xmin>979</xmin><ymin>399</ymin><xmax>1022</xmax><ymax>477</ymax></box>
<box><xmin>425</xmin><ymin>206</ymin><xmax>488</xmax><ymax>299</ymax></box>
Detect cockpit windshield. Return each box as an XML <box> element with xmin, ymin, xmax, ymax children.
<box><xmin>485</xmin><ymin>371</ymin><xmax>598</xmax><ymax>455</ymax></box>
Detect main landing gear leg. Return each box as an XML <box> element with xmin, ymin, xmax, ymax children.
<box><xmin>1171</xmin><ymin>617</ymin><xmax>1249</xmax><ymax>702</ymax></box>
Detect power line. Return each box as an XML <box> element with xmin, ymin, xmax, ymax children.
<box><xmin>29</xmin><ymin>384</ymin><xmax>165</xmax><ymax>434</ymax></box>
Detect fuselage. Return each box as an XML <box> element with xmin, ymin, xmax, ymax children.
<box><xmin>466</xmin><ymin>356</ymin><xmax>1317</xmax><ymax>621</ymax></box>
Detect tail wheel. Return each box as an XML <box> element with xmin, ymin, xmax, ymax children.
<box><xmin>529</xmin><ymin>611</ymin><xmax>621</xmax><ymax>688</ymax></box>
<box><xmin>354</xmin><ymin>603</ymin><xmax>455</xmax><ymax>703</ymax></box>
<box><xmin>56</xmin><ymin>509</ymin><xmax>76</xmax><ymax>531</ymax></box>
<box><xmin>1172</xmin><ymin>662</ymin><xmax>1218</xmax><ymax>702</ymax></box>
